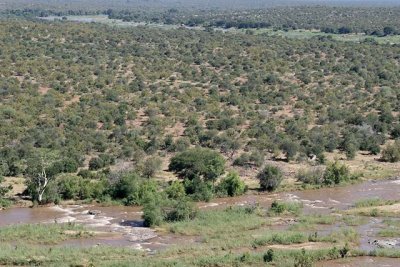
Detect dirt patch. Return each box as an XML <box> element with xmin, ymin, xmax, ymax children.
<box><xmin>38</xmin><ymin>86</ymin><xmax>50</xmax><ymax>95</ymax></box>
<box><xmin>2</xmin><ymin>177</ymin><xmax>26</xmax><ymax>196</ymax></box>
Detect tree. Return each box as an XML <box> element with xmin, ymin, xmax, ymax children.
<box><xmin>257</xmin><ymin>165</ymin><xmax>283</xmax><ymax>191</ymax></box>
<box><xmin>25</xmin><ymin>157</ymin><xmax>60</xmax><ymax>204</ymax></box>
<box><xmin>141</xmin><ymin>156</ymin><xmax>162</xmax><ymax>178</ymax></box>
<box><xmin>169</xmin><ymin>148</ymin><xmax>225</xmax><ymax>183</ymax></box>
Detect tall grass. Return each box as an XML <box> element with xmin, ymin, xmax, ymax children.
<box><xmin>0</xmin><ymin>223</ymin><xmax>90</xmax><ymax>244</ymax></box>
<box><xmin>166</xmin><ymin>206</ymin><xmax>265</xmax><ymax>236</ymax></box>
<box><xmin>354</xmin><ymin>198</ymin><xmax>397</xmax><ymax>208</ymax></box>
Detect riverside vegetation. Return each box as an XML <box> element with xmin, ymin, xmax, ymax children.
<box><xmin>0</xmin><ymin>1</ymin><xmax>400</xmax><ymax>266</ymax></box>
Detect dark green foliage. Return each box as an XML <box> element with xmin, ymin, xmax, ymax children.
<box><xmin>110</xmin><ymin>172</ymin><xmax>157</xmax><ymax>205</ymax></box>
<box><xmin>257</xmin><ymin>165</ymin><xmax>283</xmax><ymax>191</ymax></box>
<box><xmin>169</xmin><ymin>148</ymin><xmax>225</xmax><ymax>183</ymax></box>
<box><xmin>216</xmin><ymin>172</ymin><xmax>246</xmax><ymax>197</ymax></box>
<box><xmin>263</xmin><ymin>249</ymin><xmax>274</xmax><ymax>263</ymax></box>
<box><xmin>183</xmin><ymin>177</ymin><xmax>214</xmax><ymax>202</ymax></box>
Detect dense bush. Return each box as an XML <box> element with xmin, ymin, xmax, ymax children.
<box><xmin>142</xmin><ymin>194</ymin><xmax>197</xmax><ymax>227</ymax></box>
<box><xmin>257</xmin><ymin>165</ymin><xmax>283</xmax><ymax>191</ymax></box>
<box><xmin>323</xmin><ymin>161</ymin><xmax>352</xmax><ymax>185</ymax></box>
<box><xmin>296</xmin><ymin>167</ymin><xmax>324</xmax><ymax>185</ymax></box>
<box><xmin>381</xmin><ymin>140</ymin><xmax>400</xmax><ymax>163</ymax></box>
<box><xmin>110</xmin><ymin>172</ymin><xmax>157</xmax><ymax>205</ymax></box>
<box><xmin>216</xmin><ymin>172</ymin><xmax>246</xmax><ymax>197</ymax></box>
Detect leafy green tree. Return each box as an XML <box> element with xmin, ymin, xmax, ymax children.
<box><xmin>169</xmin><ymin>148</ymin><xmax>225</xmax><ymax>183</ymax></box>
<box><xmin>257</xmin><ymin>165</ymin><xmax>283</xmax><ymax>191</ymax></box>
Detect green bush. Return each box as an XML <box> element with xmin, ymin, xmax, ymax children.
<box><xmin>296</xmin><ymin>167</ymin><xmax>324</xmax><ymax>185</ymax></box>
<box><xmin>110</xmin><ymin>172</ymin><xmax>157</xmax><ymax>205</ymax></box>
<box><xmin>142</xmin><ymin>195</ymin><xmax>196</xmax><ymax>227</ymax></box>
<box><xmin>165</xmin><ymin>181</ymin><xmax>186</xmax><ymax>199</ymax></box>
<box><xmin>165</xmin><ymin>197</ymin><xmax>197</xmax><ymax>222</ymax></box>
<box><xmin>323</xmin><ymin>161</ymin><xmax>352</xmax><ymax>185</ymax></box>
<box><xmin>216</xmin><ymin>171</ymin><xmax>246</xmax><ymax>197</ymax></box>
<box><xmin>257</xmin><ymin>165</ymin><xmax>283</xmax><ymax>191</ymax></box>
<box><xmin>381</xmin><ymin>140</ymin><xmax>400</xmax><ymax>162</ymax></box>
<box><xmin>142</xmin><ymin>194</ymin><xmax>164</xmax><ymax>227</ymax></box>
<box><xmin>183</xmin><ymin>177</ymin><xmax>214</xmax><ymax>201</ymax></box>
<box><xmin>57</xmin><ymin>174</ymin><xmax>83</xmax><ymax>200</ymax></box>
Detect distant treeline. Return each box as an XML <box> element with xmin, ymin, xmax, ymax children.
<box><xmin>5</xmin><ymin>6</ymin><xmax>399</xmax><ymax>36</ymax></box>
<box><xmin>106</xmin><ymin>7</ymin><xmax>400</xmax><ymax>35</ymax></box>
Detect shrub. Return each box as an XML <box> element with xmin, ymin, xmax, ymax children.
<box><xmin>257</xmin><ymin>165</ymin><xmax>283</xmax><ymax>191</ymax></box>
<box><xmin>183</xmin><ymin>177</ymin><xmax>214</xmax><ymax>202</ymax></box>
<box><xmin>88</xmin><ymin>157</ymin><xmax>104</xmax><ymax>170</ymax></box>
<box><xmin>165</xmin><ymin>181</ymin><xmax>186</xmax><ymax>199</ymax></box>
<box><xmin>323</xmin><ymin>161</ymin><xmax>352</xmax><ymax>185</ymax></box>
<box><xmin>166</xmin><ymin>197</ymin><xmax>197</xmax><ymax>222</ymax></box>
<box><xmin>142</xmin><ymin>194</ymin><xmax>164</xmax><ymax>227</ymax></box>
<box><xmin>216</xmin><ymin>172</ymin><xmax>246</xmax><ymax>197</ymax></box>
<box><xmin>381</xmin><ymin>140</ymin><xmax>400</xmax><ymax>162</ymax></box>
<box><xmin>57</xmin><ymin>174</ymin><xmax>83</xmax><ymax>200</ymax></box>
<box><xmin>111</xmin><ymin>172</ymin><xmax>157</xmax><ymax>205</ymax></box>
<box><xmin>296</xmin><ymin>167</ymin><xmax>324</xmax><ymax>185</ymax></box>
<box><xmin>263</xmin><ymin>249</ymin><xmax>274</xmax><ymax>262</ymax></box>
<box><xmin>141</xmin><ymin>156</ymin><xmax>162</xmax><ymax>178</ymax></box>
<box><xmin>269</xmin><ymin>201</ymin><xmax>303</xmax><ymax>216</ymax></box>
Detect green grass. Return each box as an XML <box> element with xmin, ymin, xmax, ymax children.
<box><xmin>166</xmin><ymin>206</ymin><xmax>266</xmax><ymax>236</ymax></box>
<box><xmin>354</xmin><ymin>198</ymin><xmax>398</xmax><ymax>208</ymax></box>
<box><xmin>252</xmin><ymin>231</ymin><xmax>309</xmax><ymax>247</ymax></box>
<box><xmin>0</xmin><ymin>223</ymin><xmax>92</xmax><ymax>244</ymax></box>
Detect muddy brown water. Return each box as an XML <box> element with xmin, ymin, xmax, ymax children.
<box><xmin>0</xmin><ymin>178</ymin><xmax>399</xmax><ymax>253</ymax></box>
